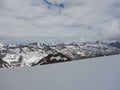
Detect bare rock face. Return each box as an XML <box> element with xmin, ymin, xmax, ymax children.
<box><xmin>0</xmin><ymin>58</ymin><xmax>11</xmax><ymax>68</ymax></box>
<box><xmin>33</xmin><ymin>53</ymin><xmax>71</xmax><ymax>65</ymax></box>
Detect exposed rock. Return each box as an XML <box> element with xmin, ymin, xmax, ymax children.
<box><xmin>34</xmin><ymin>53</ymin><xmax>71</xmax><ymax>65</ymax></box>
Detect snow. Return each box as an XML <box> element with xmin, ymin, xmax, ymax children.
<box><xmin>3</xmin><ymin>54</ymin><xmax>19</xmax><ymax>62</ymax></box>
<box><xmin>50</xmin><ymin>56</ymin><xmax>62</xmax><ymax>61</ymax></box>
<box><xmin>0</xmin><ymin>55</ymin><xmax>120</xmax><ymax>90</ymax></box>
<box><xmin>22</xmin><ymin>56</ymin><xmax>42</xmax><ymax>66</ymax></box>
<box><xmin>0</xmin><ymin>42</ymin><xmax>120</xmax><ymax>68</ymax></box>
<box><xmin>0</xmin><ymin>43</ymin><xmax>6</xmax><ymax>51</ymax></box>
<box><xmin>0</xmin><ymin>43</ymin><xmax>4</xmax><ymax>47</ymax></box>
<box><xmin>50</xmin><ymin>56</ymin><xmax>67</xmax><ymax>61</ymax></box>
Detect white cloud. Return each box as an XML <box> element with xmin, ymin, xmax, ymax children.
<box><xmin>0</xmin><ymin>0</ymin><xmax>120</xmax><ymax>43</ymax></box>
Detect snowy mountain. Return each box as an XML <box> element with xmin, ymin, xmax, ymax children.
<box><xmin>109</xmin><ymin>41</ymin><xmax>120</xmax><ymax>48</ymax></box>
<box><xmin>0</xmin><ymin>41</ymin><xmax>120</xmax><ymax>68</ymax></box>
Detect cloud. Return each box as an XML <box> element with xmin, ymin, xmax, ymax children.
<box><xmin>101</xmin><ymin>20</ymin><xmax>120</xmax><ymax>40</ymax></box>
<box><xmin>0</xmin><ymin>0</ymin><xmax>120</xmax><ymax>43</ymax></box>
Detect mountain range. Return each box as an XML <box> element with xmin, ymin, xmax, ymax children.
<box><xmin>0</xmin><ymin>41</ymin><xmax>120</xmax><ymax>68</ymax></box>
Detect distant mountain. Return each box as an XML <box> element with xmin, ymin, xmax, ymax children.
<box><xmin>109</xmin><ymin>41</ymin><xmax>120</xmax><ymax>48</ymax></box>
<box><xmin>0</xmin><ymin>41</ymin><xmax>120</xmax><ymax>68</ymax></box>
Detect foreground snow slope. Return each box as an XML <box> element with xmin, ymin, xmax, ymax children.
<box><xmin>0</xmin><ymin>55</ymin><xmax>120</xmax><ymax>90</ymax></box>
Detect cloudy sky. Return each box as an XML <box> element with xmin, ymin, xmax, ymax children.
<box><xmin>0</xmin><ymin>0</ymin><xmax>120</xmax><ymax>43</ymax></box>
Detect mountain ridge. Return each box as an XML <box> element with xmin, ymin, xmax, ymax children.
<box><xmin>0</xmin><ymin>41</ymin><xmax>120</xmax><ymax>68</ymax></box>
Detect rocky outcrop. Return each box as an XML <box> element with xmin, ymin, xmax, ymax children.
<box><xmin>0</xmin><ymin>58</ymin><xmax>11</xmax><ymax>68</ymax></box>
<box><xmin>33</xmin><ymin>53</ymin><xmax>71</xmax><ymax>66</ymax></box>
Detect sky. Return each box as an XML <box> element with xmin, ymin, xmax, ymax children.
<box><xmin>0</xmin><ymin>0</ymin><xmax>120</xmax><ymax>43</ymax></box>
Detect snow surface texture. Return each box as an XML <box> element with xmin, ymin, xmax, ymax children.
<box><xmin>0</xmin><ymin>55</ymin><xmax>120</xmax><ymax>90</ymax></box>
<box><xmin>0</xmin><ymin>41</ymin><xmax>120</xmax><ymax>68</ymax></box>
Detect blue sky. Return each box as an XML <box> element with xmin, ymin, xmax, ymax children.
<box><xmin>0</xmin><ymin>0</ymin><xmax>120</xmax><ymax>43</ymax></box>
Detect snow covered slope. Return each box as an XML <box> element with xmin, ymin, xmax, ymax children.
<box><xmin>0</xmin><ymin>55</ymin><xmax>120</xmax><ymax>90</ymax></box>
